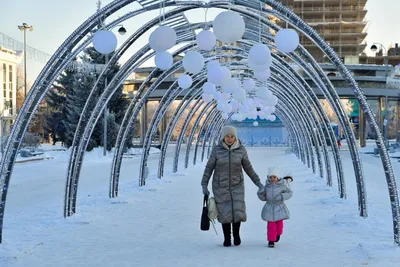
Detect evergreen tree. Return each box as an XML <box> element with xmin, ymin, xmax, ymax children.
<box><xmin>44</xmin><ymin>69</ymin><xmax>75</xmax><ymax>145</ymax></box>
<box><xmin>45</xmin><ymin>47</ymin><xmax>133</xmax><ymax>151</ymax></box>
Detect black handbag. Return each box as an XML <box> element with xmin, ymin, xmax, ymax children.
<box><xmin>200</xmin><ymin>195</ymin><xmax>210</xmax><ymax>231</ymax></box>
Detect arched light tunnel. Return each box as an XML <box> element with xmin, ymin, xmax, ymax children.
<box><xmin>0</xmin><ymin>0</ymin><xmax>398</xmax><ymax>245</ymax></box>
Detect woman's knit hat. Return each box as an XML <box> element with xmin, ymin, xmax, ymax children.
<box><xmin>220</xmin><ymin>125</ymin><xmax>237</xmax><ymax>140</ymax></box>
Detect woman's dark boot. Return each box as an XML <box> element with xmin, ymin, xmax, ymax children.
<box><xmin>232</xmin><ymin>222</ymin><xmax>241</xmax><ymax>246</ymax></box>
<box><xmin>222</xmin><ymin>223</ymin><xmax>231</xmax><ymax>247</ymax></box>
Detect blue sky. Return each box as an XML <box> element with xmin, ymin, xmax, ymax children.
<box><xmin>1</xmin><ymin>0</ymin><xmax>399</xmax><ymax>81</ymax></box>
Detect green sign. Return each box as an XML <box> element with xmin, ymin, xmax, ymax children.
<box><xmin>347</xmin><ymin>99</ymin><xmax>359</xmax><ymax>117</ymax></box>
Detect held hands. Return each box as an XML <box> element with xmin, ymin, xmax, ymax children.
<box><xmin>256</xmin><ymin>182</ymin><xmax>264</xmax><ymax>193</ymax></box>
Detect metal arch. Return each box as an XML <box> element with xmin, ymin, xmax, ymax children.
<box><xmin>172</xmin><ymin>94</ymin><xmax>206</xmax><ymax>173</ymax></box>
<box><xmin>250</xmin><ymin>0</ymin><xmax>374</xmax><ymax>218</ymax></box>
<box><xmin>269</xmin><ymin>68</ymin><xmax>323</xmax><ymax>178</ymax></box>
<box><xmin>221</xmin><ymin>2</ymin><xmax>364</xmax><ymax>214</ymax></box>
<box><xmin>157</xmin><ymin>94</ymin><xmax>201</xmax><ymax>177</ymax></box>
<box><xmin>271</xmin><ymin>102</ymin><xmax>307</xmax><ymax>163</ymax></box>
<box><xmin>110</xmin><ymin>42</ymin><xmax>198</xmax><ymax>198</ymax></box>
<box><xmin>0</xmin><ymin>0</ymin><xmax>397</xmax><ymax>245</ymax></box>
<box><xmin>65</xmin><ymin>7</ymin><xmax>197</xmax><ymax>207</ymax></box>
<box><xmin>138</xmin><ymin>69</ymin><xmax>211</xmax><ymax>186</ymax></box>
<box><xmin>274</xmin><ymin>109</ymin><xmax>303</xmax><ymax>160</ymax></box>
<box><xmin>193</xmin><ymin>107</ymin><xmax>220</xmax><ymax>165</ymax></box>
<box><xmin>0</xmin><ymin>0</ymin><xmax>149</xmax><ymax>242</ymax></box>
<box><xmin>234</xmin><ymin>36</ymin><xmax>345</xmax><ymax>195</ymax></box>
<box><xmin>267</xmin><ymin>82</ymin><xmax>316</xmax><ymax>170</ymax></box>
<box><xmin>270</xmin><ymin>55</ymin><xmax>340</xmax><ymax>190</ymax></box>
<box><xmin>183</xmin><ymin>102</ymin><xmax>216</xmax><ymax>169</ymax></box>
<box><xmin>270</xmin><ymin>57</ymin><xmax>334</xmax><ymax>186</ymax></box>
<box><xmin>158</xmin><ymin>83</ymin><xmax>207</xmax><ymax>177</ymax></box>
<box><xmin>134</xmin><ymin>9</ymin><xmax>341</xmax><ymax>194</ymax></box>
<box><xmin>237</xmin><ymin>30</ymin><xmax>346</xmax><ymax>194</ymax></box>
<box><xmin>268</xmin><ymin>61</ymin><xmax>333</xmax><ymax>185</ymax></box>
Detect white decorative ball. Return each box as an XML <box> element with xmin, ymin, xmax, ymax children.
<box><xmin>242</xmin><ymin>79</ymin><xmax>255</xmax><ymax>91</ymax></box>
<box><xmin>275</xmin><ymin>29</ymin><xmax>300</xmax><ymax>53</ymax></box>
<box><xmin>222</xmin><ymin>113</ymin><xmax>229</xmax><ymax>120</ymax></box>
<box><xmin>212</xmin><ymin>91</ymin><xmax>222</xmax><ymax>101</ymax></box>
<box><xmin>149</xmin><ymin>26</ymin><xmax>177</xmax><ymax>52</ymax></box>
<box><xmin>203</xmin><ymin>82</ymin><xmax>216</xmax><ymax>94</ymax></box>
<box><xmin>248</xmin><ymin>59</ymin><xmax>270</xmax><ymax>72</ymax></box>
<box><xmin>178</xmin><ymin>74</ymin><xmax>192</xmax><ymax>89</ymax></box>
<box><xmin>154</xmin><ymin>51</ymin><xmax>173</xmax><ymax>70</ymax></box>
<box><xmin>253</xmin><ymin>121</ymin><xmax>259</xmax><ymax>126</ymax></box>
<box><xmin>223</xmin><ymin>103</ymin><xmax>233</xmax><ymax>113</ymax></box>
<box><xmin>213</xmin><ymin>11</ymin><xmax>245</xmax><ymax>44</ymax></box>
<box><xmin>248</xmin><ymin>44</ymin><xmax>271</xmax><ymax>66</ymax></box>
<box><xmin>93</xmin><ymin>30</ymin><xmax>118</xmax><ymax>55</ymax></box>
<box><xmin>232</xmin><ymin>88</ymin><xmax>246</xmax><ymax>103</ymax></box>
<box><xmin>269</xmin><ymin>114</ymin><xmax>277</xmax><ymax>121</ymax></box>
<box><xmin>217</xmin><ymin>102</ymin><xmax>226</xmax><ymax>111</ymax></box>
<box><xmin>207</xmin><ymin>60</ymin><xmax>220</xmax><ymax>69</ymax></box>
<box><xmin>256</xmin><ymin>87</ymin><xmax>270</xmax><ymax>100</ymax></box>
<box><xmin>202</xmin><ymin>93</ymin><xmax>214</xmax><ymax>103</ymax></box>
<box><xmin>231</xmin><ymin>113</ymin><xmax>239</xmax><ymax>121</ymax></box>
<box><xmin>207</xmin><ymin>66</ymin><xmax>224</xmax><ymax>85</ymax></box>
<box><xmin>252</xmin><ymin>97</ymin><xmax>262</xmax><ymax>107</ymax></box>
<box><xmin>254</xmin><ymin>68</ymin><xmax>271</xmax><ymax>81</ymax></box>
<box><xmin>220</xmin><ymin>92</ymin><xmax>231</xmax><ymax>102</ymax></box>
<box><xmin>220</xmin><ymin>66</ymin><xmax>231</xmax><ymax>85</ymax></box>
<box><xmin>272</xmin><ymin>95</ymin><xmax>279</xmax><ymax>105</ymax></box>
<box><xmin>196</xmin><ymin>30</ymin><xmax>217</xmax><ymax>51</ymax></box>
<box><xmin>222</xmin><ymin>77</ymin><xmax>238</xmax><ymax>93</ymax></box>
<box><xmin>183</xmin><ymin>51</ymin><xmax>205</xmax><ymax>74</ymax></box>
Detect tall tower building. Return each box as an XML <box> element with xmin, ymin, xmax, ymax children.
<box><xmin>279</xmin><ymin>0</ymin><xmax>368</xmax><ymax>64</ymax></box>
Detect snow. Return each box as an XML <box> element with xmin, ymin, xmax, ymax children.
<box><xmin>1</xmin><ymin>144</ymin><xmax>400</xmax><ymax>266</ymax></box>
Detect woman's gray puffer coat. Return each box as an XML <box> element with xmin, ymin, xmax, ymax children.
<box><xmin>201</xmin><ymin>139</ymin><xmax>262</xmax><ymax>224</ymax></box>
<box><xmin>257</xmin><ymin>179</ymin><xmax>293</xmax><ymax>222</ymax></box>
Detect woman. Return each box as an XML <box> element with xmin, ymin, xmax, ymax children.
<box><xmin>201</xmin><ymin>125</ymin><xmax>263</xmax><ymax>247</ymax></box>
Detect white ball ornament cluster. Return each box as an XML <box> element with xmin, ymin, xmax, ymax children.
<box><xmin>149</xmin><ymin>26</ymin><xmax>178</xmax><ymax>70</ymax></box>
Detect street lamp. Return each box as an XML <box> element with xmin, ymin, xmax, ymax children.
<box><xmin>370</xmin><ymin>42</ymin><xmax>388</xmax><ymax>77</ymax></box>
<box><xmin>17</xmin><ymin>23</ymin><xmax>33</xmax><ymax>98</ymax></box>
<box><xmin>117</xmin><ymin>26</ymin><xmax>127</xmax><ymax>35</ymax></box>
<box><xmin>371</xmin><ymin>42</ymin><xmax>389</xmax><ymax>147</ymax></box>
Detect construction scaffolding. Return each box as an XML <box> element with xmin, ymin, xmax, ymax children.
<box><xmin>280</xmin><ymin>0</ymin><xmax>368</xmax><ymax>63</ymax></box>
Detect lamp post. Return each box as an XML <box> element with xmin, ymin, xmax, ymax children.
<box><xmin>371</xmin><ymin>43</ymin><xmax>389</xmax><ymax>147</ymax></box>
<box><xmin>17</xmin><ymin>23</ymin><xmax>33</xmax><ymax>98</ymax></box>
<box><xmin>101</xmin><ymin>25</ymin><xmax>126</xmax><ymax>156</ymax></box>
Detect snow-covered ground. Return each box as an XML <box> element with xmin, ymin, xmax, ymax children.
<box><xmin>1</xmin><ymin>143</ymin><xmax>400</xmax><ymax>266</ymax></box>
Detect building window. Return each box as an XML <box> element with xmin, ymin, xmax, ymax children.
<box><xmin>9</xmin><ymin>65</ymin><xmax>13</xmax><ymax>99</ymax></box>
<box><xmin>3</xmin><ymin>63</ymin><xmax>6</xmax><ymax>98</ymax></box>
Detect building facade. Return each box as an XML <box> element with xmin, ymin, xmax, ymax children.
<box><xmin>0</xmin><ymin>47</ymin><xmax>21</xmax><ymax>139</ymax></box>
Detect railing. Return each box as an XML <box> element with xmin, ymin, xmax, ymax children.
<box><xmin>294</xmin><ymin>6</ymin><xmax>367</xmax><ymax>12</ymax></box>
<box><xmin>307</xmin><ymin>18</ymin><xmax>366</xmax><ymax>23</ymax></box>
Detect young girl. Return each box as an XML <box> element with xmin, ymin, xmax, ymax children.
<box><xmin>257</xmin><ymin>167</ymin><xmax>293</xmax><ymax>248</ymax></box>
